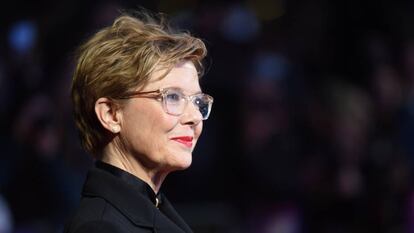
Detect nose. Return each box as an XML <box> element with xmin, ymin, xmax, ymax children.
<box><xmin>180</xmin><ymin>100</ymin><xmax>203</xmax><ymax>125</ymax></box>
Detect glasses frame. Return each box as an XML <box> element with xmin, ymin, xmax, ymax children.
<box><xmin>119</xmin><ymin>87</ymin><xmax>214</xmax><ymax>120</ymax></box>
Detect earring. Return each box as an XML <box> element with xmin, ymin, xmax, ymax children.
<box><xmin>112</xmin><ymin>126</ymin><xmax>119</xmax><ymax>133</ymax></box>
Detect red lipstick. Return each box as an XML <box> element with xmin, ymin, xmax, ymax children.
<box><xmin>171</xmin><ymin>136</ymin><xmax>193</xmax><ymax>148</ymax></box>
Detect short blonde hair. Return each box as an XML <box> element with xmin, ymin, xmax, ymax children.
<box><xmin>71</xmin><ymin>12</ymin><xmax>207</xmax><ymax>157</ymax></box>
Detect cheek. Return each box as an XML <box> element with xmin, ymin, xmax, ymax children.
<box><xmin>123</xmin><ymin>103</ymin><xmax>174</xmax><ymax>145</ymax></box>
<box><xmin>195</xmin><ymin>122</ymin><xmax>203</xmax><ymax>140</ymax></box>
<box><xmin>159</xmin><ymin>114</ymin><xmax>181</xmax><ymax>133</ymax></box>
<box><xmin>138</xmin><ymin>103</ymin><xmax>177</xmax><ymax>133</ymax></box>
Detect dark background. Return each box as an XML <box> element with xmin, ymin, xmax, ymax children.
<box><xmin>1</xmin><ymin>0</ymin><xmax>414</xmax><ymax>232</ymax></box>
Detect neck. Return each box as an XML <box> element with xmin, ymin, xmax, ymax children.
<box><xmin>100</xmin><ymin>142</ymin><xmax>167</xmax><ymax>193</ymax></box>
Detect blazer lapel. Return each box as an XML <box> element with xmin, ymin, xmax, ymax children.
<box><xmin>158</xmin><ymin>195</ymin><xmax>193</xmax><ymax>233</ymax></box>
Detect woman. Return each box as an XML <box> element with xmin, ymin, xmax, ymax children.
<box><xmin>64</xmin><ymin>11</ymin><xmax>213</xmax><ymax>233</ymax></box>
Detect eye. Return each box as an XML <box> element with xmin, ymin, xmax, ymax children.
<box><xmin>165</xmin><ymin>91</ymin><xmax>182</xmax><ymax>103</ymax></box>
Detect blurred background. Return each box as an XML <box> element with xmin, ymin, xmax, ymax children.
<box><xmin>1</xmin><ymin>0</ymin><xmax>414</xmax><ymax>232</ymax></box>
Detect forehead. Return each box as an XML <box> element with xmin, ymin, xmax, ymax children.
<box><xmin>146</xmin><ymin>61</ymin><xmax>201</xmax><ymax>93</ymax></box>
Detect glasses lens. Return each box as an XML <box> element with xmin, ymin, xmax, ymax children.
<box><xmin>164</xmin><ymin>89</ymin><xmax>185</xmax><ymax>115</ymax></box>
<box><xmin>193</xmin><ymin>94</ymin><xmax>212</xmax><ymax>120</ymax></box>
<box><xmin>163</xmin><ymin>88</ymin><xmax>213</xmax><ymax>120</ymax></box>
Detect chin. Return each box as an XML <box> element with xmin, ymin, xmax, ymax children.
<box><xmin>168</xmin><ymin>152</ymin><xmax>193</xmax><ymax>171</ymax></box>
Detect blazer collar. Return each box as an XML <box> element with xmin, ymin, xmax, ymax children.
<box><xmin>81</xmin><ymin>162</ymin><xmax>192</xmax><ymax>233</ymax></box>
<box><xmin>95</xmin><ymin>161</ymin><xmax>158</xmax><ymax>205</ymax></box>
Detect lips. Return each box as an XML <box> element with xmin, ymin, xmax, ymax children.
<box><xmin>171</xmin><ymin>136</ymin><xmax>194</xmax><ymax>148</ymax></box>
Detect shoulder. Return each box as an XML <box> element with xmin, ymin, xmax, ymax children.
<box><xmin>65</xmin><ymin>220</ymin><xmax>153</xmax><ymax>233</ymax></box>
<box><xmin>74</xmin><ymin>196</ymin><xmax>108</xmax><ymax>219</ymax></box>
<box><xmin>69</xmin><ymin>221</ymin><xmax>122</xmax><ymax>233</ymax></box>
<box><xmin>65</xmin><ymin>196</ymin><xmax>154</xmax><ymax>233</ymax></box>
<box><xmin>65</xmin><ymin>197</ymin><xmax>119</xmax><ymax>232</ymax></box>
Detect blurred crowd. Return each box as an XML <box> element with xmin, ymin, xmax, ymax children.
<box><xmin>2</xmin><ymin>0</ymin><xmax>414</xmax><ymax>233</ymax></box>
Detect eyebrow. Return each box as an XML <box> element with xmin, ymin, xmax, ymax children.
<box><xmin>165</xmin><ymin>86</ymin><xmax>203</xmax><ymax>95</ymax></box>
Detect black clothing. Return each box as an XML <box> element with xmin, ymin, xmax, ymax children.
<box><xmin>64</xmin><ymin>161</ymin><xmax>193</xmax><ymax>233</ymax></box>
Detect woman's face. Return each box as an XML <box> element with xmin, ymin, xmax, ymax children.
<box><xmin>118</xmin><ymin>61</ymin><xmax>203</xmax><ymax>172</ymax></box>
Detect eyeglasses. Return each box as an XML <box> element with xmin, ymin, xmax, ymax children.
<box><xmin>119</xmin><ymin>87</ymin><xmax>214</xmax><ymax>120</ymax></box>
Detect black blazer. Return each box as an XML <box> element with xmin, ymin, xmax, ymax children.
<box><xmin>64</xmin><ymin>162</ymin><xmax>193</xmax><ymax>233</ymax></box>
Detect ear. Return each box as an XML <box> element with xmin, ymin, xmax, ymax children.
<box><xmin>95</xmin><ymin>97</ymin><xmax>122</xmax><ymax>133</ymax></box>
